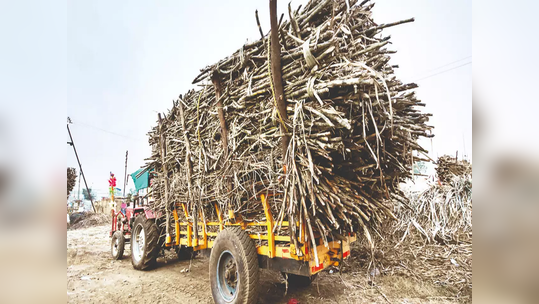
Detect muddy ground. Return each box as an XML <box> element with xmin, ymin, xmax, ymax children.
<box><xmin>67</xmin><ymin>225</ymin><xmax>461</xmax><ymax>303</ymax></box>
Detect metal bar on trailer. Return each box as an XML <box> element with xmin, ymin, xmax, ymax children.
<box><xmin>180</xmin><ymin>221</ymin><xmax>291</xmax><ymax>227</ymax></box>
<box><xmin>173</xmin><ymin>209</ymin><xmax>180</xmax><ymax>246</ymax></box>
<box><xmin>181</xmin><ymin>203</ymin><xmax>192</xmax><ymax>247</ymax></box>
<box><xmin>260</xmin><ymin>194</ymin><xmax>275</xmax><ymax>258</ymax></box>
<box><xmin>214</xmin><ymin>203</ymin><xmax>224</xmax><ymax>231</ymax></box>
<box><xmin>200</xmin><ymin>210</ymin><xmax>207</xmax><ymax>248</ymax></box>
<box><xmin>250</xmin><ymin>234</ymin><xmax>290</xmax><ymax>242</ymax></box>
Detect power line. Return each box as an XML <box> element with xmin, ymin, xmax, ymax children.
<box><xmin>420</xmin><ymin>55</ymin><xmax>471</xmax><ymax>75</ymax></box>
<box><xmin>407</xmin><ymin>55</ymin><xmax>471</xmax><ymax>81</ymax></box>
<box><xmin>68</xmin><ymin>118</ymin><xmax>138</xmax><ymax>140</ymax></box>
<box><xmin>413</xmin><ymin>61</ymin><xmax>471</xmax><ymax>82</ymax></box>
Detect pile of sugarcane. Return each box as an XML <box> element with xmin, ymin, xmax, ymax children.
<box><xmin>146</xmin><ymin>0</ymin><xmax>432</xmax><ymax>252</ymax></box>
<box><xmin>396</xmin><ymin>174</ymin><xmax>472</xmax><ymax>244</ymax></box>
<box><xmin>436</xmin><ymin>155</ymin><xmax>471</xmax><ymax>184</ymax></box>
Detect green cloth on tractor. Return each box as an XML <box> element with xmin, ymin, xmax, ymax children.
<box><xmin>130</xmin><ymin>168</ymin><xmax>150</xmax><ymax>191</ymax></box>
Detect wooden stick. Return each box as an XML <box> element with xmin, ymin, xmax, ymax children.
<box><xmin>211</xmin><ymin>72</ymin><xmax>229</xmax><ymax>157</ymax></box>
<box><xmin>255</xmin><ymin>10</ymin><xmax>264</xmax><ymax>39</ymax></box>
<box><xmin>269</xmin><ymin>0</ymin><xmax>290</xmax><ymax>156</ymax></box>
<box><xmin>157</xmin><ymin>113</ymin><xmax>171</xmax><ymax>239</ymax></box>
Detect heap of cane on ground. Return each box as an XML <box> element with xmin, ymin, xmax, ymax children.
<box><xmin>145</xmin><ymin>0</ymin><xmax>433</xmax><ymax>253</ymax></box>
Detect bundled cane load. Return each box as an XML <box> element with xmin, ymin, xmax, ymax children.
<box><xmin>146</xmin><ymin>0</ymin><xmax>432</xmax><ymax>248</ymax></box>
<box><xmin>436</xmin><ymin>155</ymin><xmax>472</xmax><ymax>184</ymax></box>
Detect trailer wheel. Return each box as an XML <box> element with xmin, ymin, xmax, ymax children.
<box><xmin>210</xmin><ymin>227</ymin><xmax>259</xmax><ymax>304</ymax></box>
<box><xmin>111</xmin><ymin>231</ymin><xmax>125</xmax><ymax>260</ymax></box>
<box><xmin>131</xmin><ymin>215</ymin><xmax>160</xmax><ymax>270</ymax></box>
<box><xmin>282</xmin><ymin>272</ymin><xmax>318</xmax><ymax>288</ymax></box>
<box><xmin>176</xmin><ymin>246</ymin><xmax>196</xmax><ymax>260</ymax></box>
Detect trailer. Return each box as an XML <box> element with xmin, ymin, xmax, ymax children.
<box><xmin>110</xmin><ymin>193</ymin><xmax>356</xmax><ymax>304</ymax></box>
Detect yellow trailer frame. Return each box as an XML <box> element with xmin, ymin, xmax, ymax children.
<box><xmin>164</xmin><ymin>194</ymin><xmax>356</xmax><ymax>276</ymax></box>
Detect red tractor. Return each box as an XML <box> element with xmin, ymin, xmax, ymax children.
<box><xmin>109</xmin><ymin>196</ymin><xmax>159</xmax><ymax>268</ymax></box>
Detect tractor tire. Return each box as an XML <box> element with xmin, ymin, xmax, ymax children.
<box><xmin>131</xmin><ymin>215</ymin><xmax>160</xmax><ymax>270</ymax></box>
<box><xmin>209</xmin><ymin>227</ymin><xmax>259</xmax><ymax>304</ymax></box>
<box><xmin>282</xmin><ymin>272</ymin><xmax>318</xmax><ymax>288</ymax></box>
<box><xmin>111</xmin><ymin>231</ymin><xmax>125</xmax><ymax>260</ymax></box>
<box><xmin>176</xmin><ymin>246</ymin><xmax>196</xmax><ymax>260</ymax></box>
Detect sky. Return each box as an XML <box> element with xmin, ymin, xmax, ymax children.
<box><xmin>66</xmin><ymin>0</ymin><xmax>471</xmax><ymax>199</ymax></box>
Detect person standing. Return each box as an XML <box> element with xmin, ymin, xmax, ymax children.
<box><xmin>121</xmin><ymin>201</ymin><xmax>127</xmax><ymax>215</ymax></box>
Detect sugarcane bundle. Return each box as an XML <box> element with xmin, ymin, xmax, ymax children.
<box><xmin>436</xmin><ymin>155</ymin><xmax>471</xmax><ymax>184</ymax></box>
<box><xmin>146</xmin><ymin>0</ymin><xmax>432</xmax><ymax>250</ymax></box>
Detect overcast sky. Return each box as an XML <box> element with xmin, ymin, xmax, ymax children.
<box><xmin>66</xmin><ymin>0</ymin><xmax>471</xmax><ymax>199</ymax></box>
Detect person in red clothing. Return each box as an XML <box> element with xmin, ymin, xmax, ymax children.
<box><xmin>120</xmin><ymin>201</ymin><xmax>127</xmax><ymax>215</ymax></box>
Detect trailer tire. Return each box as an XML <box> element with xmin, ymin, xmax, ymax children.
<box><xmin>111</xmin><ymin>231</ymin><xmax>125</xmax><ymax>260</ymax></box>
<box><xmin>282</xmin><ymin>272</ymin><xmax>318</xmax><ymax>288</ymax></box>
<box><xmin>209</xmin><ymin>227</ymin><xmax>259</xmax><ymax>304</ymax></box>
<box><xmin>131</xmin><ymin>215</ymin><xmax>160</xmax><ymax>270</ymax></box>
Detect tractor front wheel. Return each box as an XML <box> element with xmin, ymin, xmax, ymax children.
<box><xmin>131</xmin><ymin>215</ymin><xmax>160</xmax><ymax>270</ymax></box>
<box><xmin>209</xmin><ymin>227</ymin><xmax>259</xmax><ymax>304</ymax></box>
<box><xmin>111</xmin><ymin>231</ymin><xmax>125</xmax><ymax>260</ymax></box>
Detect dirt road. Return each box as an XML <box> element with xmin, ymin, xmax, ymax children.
<box><xmin>67</xmin><ymin>225</ymin><xmax>459</xmax><ymax>303</ymax></box>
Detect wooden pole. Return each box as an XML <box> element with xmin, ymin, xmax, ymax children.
<box><xmin>158</xmin><ymin>114</ymin><xmax>171</xmax><ymax>242</ymax></box>
<box><xmin>211</xmin><ymin>72</ymin><xmax>233</xmax><ymax>195</ymax></box>
<box><xmin>211</xmin><ymin>72</ymin><xmax>229</xmax><ymax>156</ymax></box>
<box><xmin>269</xmin><ymin>0</ymin><xmax>290</xmax><ymax>156</ymax></box>
<box><xmin>177</xmin><ymin>97</ymin><xmax>193</xmax><ymax>199</ymax></box>
<box><xmin>177</xmin><ymin>97</ymin><xmax>196</xmax><ymax>240</ymax></box>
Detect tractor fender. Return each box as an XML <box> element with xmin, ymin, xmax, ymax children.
<box><xmin>132</xmin><ymin>207</ymin><xmax>156</xmax><ymax>219</ymax></box>
<box><xmin>143</xmin><ymin>209</ymin><xmax>156</xmax><ymax>219</ymax></box>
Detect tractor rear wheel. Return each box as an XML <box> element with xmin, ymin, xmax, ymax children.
<box><xmin>131</xmin><ymin>215</ymin><xmax>160</xmax><ymax>270</ymax></box>
<box><xmin>111</xmin><ymin>231</ymin><xmax>125</xmax><ymax>260</ymax></box>
<box><xmin>209</xmin><ymin>227</ymin><xmax>259</xmax><ymax>304</ymax></box>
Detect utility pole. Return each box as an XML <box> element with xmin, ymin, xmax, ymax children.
<box><xmin>67</xmin><ymin>118</ymin><xmax>96</xmax><ymax>212</ymax></box>
<box><xmin>123</xmin><ymin>150</ymin><xmax>128</xmax><ymax>197</ymax></box>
